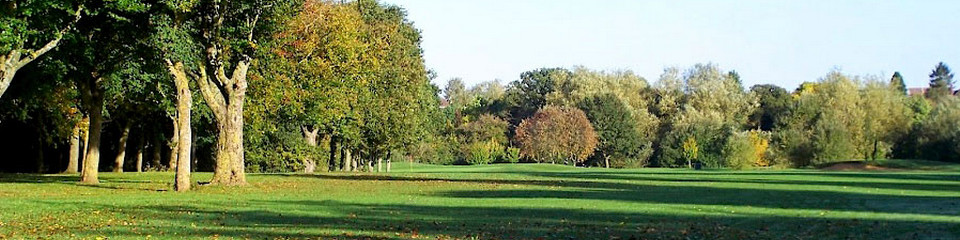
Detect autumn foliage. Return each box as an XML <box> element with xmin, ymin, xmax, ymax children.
<box><xmin>515</xmin><ymin>106</ymin><xmax>598</xmax><ymax>164</ymax></box>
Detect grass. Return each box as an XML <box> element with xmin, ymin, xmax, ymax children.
<box><xmin>1</xmin><ymin>162</ymin><xmax>959</xmax><ymax>239</ymax></box>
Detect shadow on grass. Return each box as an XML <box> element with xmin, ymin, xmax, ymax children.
<box><xmin>298</xmin><ymin>174</ymin><xmax>960</xmax><ymax>216</ymax></box>
<box><xmin>77</xmin><ymin>200</ymin><xmax>957</xmax><ymax>240</ymax></box>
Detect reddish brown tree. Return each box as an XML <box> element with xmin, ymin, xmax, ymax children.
<box><xmin>515</xmin><ymin>106</ymin><xmax>598</xmax><ymax>164</ymax></box>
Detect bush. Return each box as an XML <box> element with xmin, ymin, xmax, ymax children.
<box><xmin>723</xmin><ymin>131</ymin><xmax>769</xmax><ymax>170</ymax></box>
<box><xmin>502</xmin><ymin>147</ymin><xmax>521</xmax><ymax>163</ymax></box>
<box><xmin>466</xmin><ymin>140</ymin><xmax>503</xmax><ymax>165</ymax></box>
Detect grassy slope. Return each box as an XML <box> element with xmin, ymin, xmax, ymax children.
<box><xmin>0</xmin><ymin>162</ymin><xmax>958</xmax><ymax>239</ymax></box>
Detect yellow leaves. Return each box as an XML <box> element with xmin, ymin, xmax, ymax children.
<box><xmin>747</xmin><ymin>130</ymin><xmax>771</xmax><ymax>167</ymax></box>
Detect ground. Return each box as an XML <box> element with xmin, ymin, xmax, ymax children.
<box><xmin>1</xmin><ymin>160</ymin><xmax>959</xmax><ymax>239</ymax></box>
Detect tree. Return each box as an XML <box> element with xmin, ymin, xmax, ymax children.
<box><xmin>890</xmin><ymin>72</ymin><xmax>906</xmax><ymax>95</ymax></box>
<box><xmin>503</xmin><ymin>68</ymin><xmax>571</xmax><ymax>127</ymax></box>
<box><xmin>926</xmin><ymin>62</ymin><xmax>955</xmax><ymax>100</ymax></box>
<box><xmin>915</xmin><ymin>97</ymin><xmax>960</xmax><ymax>162</ymax></box>
<box><xmin>186</xmin><ymin>0</ymin><xmax>299</xmax><ymax>185</ymax></box>
<box><xmin>0</xmin><ymin>1</ymin><xmax>82</xmax><ymax>98</ymax></box>
<box><xmin>859</xmin><ymin>79</ymin><xmax>912</xmax><ymax>160</ymax></box>
<box><xmin>778</xmin><ymin>71</ymin><xmax>866</xmax><ymax>166</ymax></box>
<box><xmin>515</xmin><ymin>106</ymin><xmax>597</xmax><ymax>165</ymax></box>
<box><xmin>246</xmin><ymin>0</ymin><xmax>368</xmax><ymax>173</ymax></box>
<box><xmin>53</xmin><ymin>0</ymin><xmax>154</xmax><ymax>184</ymax></box>
<box><xmin>577</xmin><ymin>93</ymin><xmax>646</xmax><ymax>168</ymax></box>
<box><xmin>748</xmin><ymin>84</ymin><xmax>791</xmax><ymax>131</ymax></box>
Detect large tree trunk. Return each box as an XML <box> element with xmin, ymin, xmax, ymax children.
<box><xmin>0</xmin><ymin>7</ymin><xmax>79</xmax><ymax>99</ymax></box>
<box><xmin>168</xmin><ymin>61</ymin><xmax>193</xmax><ymax>192</ymax></box>
<box><xmin>302</xmin><ymin>126</ymin><xmax>320</xmax><ymax>173</ymax></box>
<box><xmin>65</xmin><ymin>120</ymin><xmax>82</xmax><ymax>174</ymax></box>
<box><xmin>347</xmin><ymin>150</ymin><xmax>356</xmax><ymax>172</ymax></box>
<box><xmin>80</xmin><ymin>78</ymin><xmax>104</xmax><ymax>184</ymax></box>
<box><xmin>197</xmin><ymin>60</ymin><xmax>249</xmax><ymax>186</ymax></box>
<box><xmin>113</xmin><ymin>121</ymin><xmax>132</xmax><ymax>173</ymax></box>
<box><xmin>135</xmin><ymin>140</ymin><xmax>143</xmax><ymax>173</ymax></box>
<box><xmin>151</xmin><ymin>136</ymin><xmax>162</xmax><ymax>170</ymax></box>
<box><xmin>329</xmin><ymin>137</ymin><xmax>339</xmax><ymax>172</ymax></box>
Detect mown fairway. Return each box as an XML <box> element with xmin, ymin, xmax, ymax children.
<box><xmin>1</xmin><ymin>162</ymin><xmax>959</xmax><ymax>239</ymax></box>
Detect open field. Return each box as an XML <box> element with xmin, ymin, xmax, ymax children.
<box><xmin>1</xmin><ymin>162</ymin><xmax>959</xmax><ymax>239</ymax></box>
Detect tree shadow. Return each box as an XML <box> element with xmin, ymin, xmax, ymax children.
<box><xmin>298</xmin><ymin>174</ymin><xmax>960</xmax><ymax>216</ymax></box>
<box><xmin>521</xmin><ymin>172</ymin><xmax>960</xmax><ymax>193</ymax></box>
<box><xmin>62</xmin><ymin>200</ymin><xmax>959</xmax><ymax>239</ymax></box>
<box><xmin>0</xmin><ymin>174</ymin><xmax>80</xmax><ymax>183</ymax></box>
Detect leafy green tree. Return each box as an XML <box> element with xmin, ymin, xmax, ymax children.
<box><xmin>890</xmin><ymin>72</ymin><xmax>906</xmax><ymax>95</ymax></box>
<box><xmin>778</xmin><ymin>71</ymin><xmax>866</xmax><ymax>166</ymax></box>
<box><xmin>926</xmin><ymin>62</ymin><xmax>955</xmax><ymax>100</ymax></box>
<box><xmin>515</xmin><ymin>105</ymin><xmax>598</xmax><ymax>165</ymax></box>
<box><xmin>52</xmin><ymin>0</ymin><xmax>154</xmax><ymax>184</ymax></box>
<box><xmin>0</xmin><ymin>1</ymin><xmax>81</xmax><ymax>98</ymax></box>
<box><xmin>748</xmin><ymin>84</ymin><xmax>790</xmax><ymax>131</ymax></box>
<box><xmin>578</xmin><ymin>93</ymin><xmax>646</xmax><ymax>168</ymax></box>
<box><xmin>503</xmin><ymin>68</ymin><xmax>571</xmax><ymax>127</ymax></box>
<box><xmin>859</xmin><ymin>79</ymin><xmax>912</xmax><ymax>160</ymax></box>
<box><xmin>916</xmin><ymin>97</ymin><xmax>960</xmax><ymax>162</ymax></box>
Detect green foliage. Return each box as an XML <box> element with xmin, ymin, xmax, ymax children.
<box><xmin>578</xmin><ymin>93</ymin><xmax>648</xmax><ymax>168</ymax></box>
<box><xmin>466</xmin><ymin>140</ymin><xmax>503</xmax><ymax>165</ymax></box>
<box><xmin>748</xmin><ymin>84</ymin><xmax>791</xmax><ymax>131</ymax></box>
<box><xmin>723</xmin><ymin>132</ymin><xmax>756</xmax><ymax>170</ymax></box>
<box><xmin>925</xmin><ymin>62</ymin><xmax>955</xmax><ymax>100</ymax></box>
<box><xmin>890</xmin><ymin>72</ymin><xmax>907</xmax><ymax>95</ymax></box>
<box><xmin>915</xmin><ymin>97</ymin><xmax>960</xmax><ymax>162</ymax></box>
<box><xmin>502</xmin><ymin>147</ymin><xmax>521</xmax><ymax>163</ymax></box>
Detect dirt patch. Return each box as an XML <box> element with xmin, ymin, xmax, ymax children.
<box><xmin>820</xmin><ymin>161</ymin><xmax>891</xmax><ymax>171</ymax></box>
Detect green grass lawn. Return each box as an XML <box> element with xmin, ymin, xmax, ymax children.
<box><xmin>1</xmin><ymin>162</ymin><xmax>959</xmax><ymax>239</ymax></box>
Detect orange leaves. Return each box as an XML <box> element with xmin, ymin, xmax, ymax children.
<box><xmin>516</xmin><ymin>105</ymin><xmax>598</xmax><ymax>164</ymax></box>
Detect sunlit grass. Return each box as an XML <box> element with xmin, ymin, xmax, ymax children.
<box><xmin>1</xmin><ymin>162</ymin><xmax>958</xmax><ymax>239</ymax></box>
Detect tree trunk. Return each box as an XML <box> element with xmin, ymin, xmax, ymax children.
<box><xmin>135</xmin><ymin>135</ymin><xmax>144</xmax><ymax>173</ymax></box>
<box><xmin>80</xmin><ymin>116</ymin><xmax>89</xmax><ymax>170</ymax></box>
<box><xmin>377</xmin><ymin>158</ymin><xmax>382</xmax><ymax>173</ymax></box>
<box><xmin>302</xmin><ymin>126</ymin><xmax>320</xmax><ymax>174</ymax></box>
<box><xmin>604</xmin><ymin>155</ymin><xmax>610</xmax><ymax>169</ymax></box>
<box><xmin>168</xmin><ymin>115</ymin><xmax>179</xmax><ymax>172</ymax></box>
<box><xmin>340</xmin><ymin>146</ymin><xmax>349</xmax><ymax>172</ymax></box>
<box><xmin>329</xmin><ymin>137</ymin><xmax>339</xmax><ymax>172</ymax></box>
<box><xmin>348</xmin><ymin>151</ymin><xmax>357</xmax><ymax>172</ymax></box>
<box><xmin>197</xmin><ymin>61</ymin><xmax>249</xmax><ymax>186</ymax></box>
<box><xmin>36</xmin><ymin>138</ymin><xmax>44</xmax><ymax>173</ymax></box>
<box><xmin>151</xmin><ymin>136</ymin><xmax>161</xmax><ymax>170</ymax></box>
<box><xmin>113</xmin><ymin>121</ymin><xmax>132</xmax><ymax>173</ymax></box>
<box><xmin>386</xmin><ymin>159</ymin><xmax>392</xmax><ymax>172</ymax></box>
<box><xmin>168</xmin><ymin>61</ymin><xmax>193</xmax><ymax>192</ymax></box>
<box><xmin>65</xmin><ymin>120</ymin><xmax>82</xmax><ymax>174</ymax></box>
<box><xmin>80</xmin><ymin>78</ymin><xmax>104</xmax><ymax>184</ymax></box>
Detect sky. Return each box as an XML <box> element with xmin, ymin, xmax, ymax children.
<box><xmin>380</xmin><ymin>0</ymin><xmax>960</xmax><ymax>89</ymax></box>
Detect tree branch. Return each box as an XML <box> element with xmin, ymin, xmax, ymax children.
<box><xmin>194</xmin><ymin>63</ymin><xmax>227</xmax><ymax>121</ymax></box>
<box><xmin>16</xmin><ymin>5</ymin><xmax>83</xmax><ymax>69</ymax></box>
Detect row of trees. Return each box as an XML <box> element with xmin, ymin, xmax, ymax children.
<box><xmin>426</xmin><ymin>63</ymin><xmax>958</xmax><ymax>168</ymax></box>
<box><xmin>1</xmin><ymin>0</ymin><xmax>957</xmax><ymax>190</ymax></box>
<box><xmin>0</xmin><ymin>0</ymin><xmax>433</xmax><ymax>190</ymax></box>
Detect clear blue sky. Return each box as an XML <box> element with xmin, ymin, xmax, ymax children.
<box><xmin>381</xmin><ymin>0</ymin><xmax>960</xmax><ymax>89</ymax></box>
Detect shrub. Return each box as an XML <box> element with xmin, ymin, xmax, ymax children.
<box><xmin>467</xmin><ymin>140</ymin><xmax>503</xmax><ymax>165</ymax></box>
<box><xmin>502</xmin><ymin>147</ymin><xmax>521</xmax><ymax>163</ymax></box>
<box><xmin>722</xmin><ymin>130</ymin><xmax>771</xmax><ymax>170</ymax></box>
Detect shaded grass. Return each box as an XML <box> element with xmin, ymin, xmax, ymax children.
<box><xmin>0</xmin><ymin>162</ymin><xmax>958</xmax><ymax>239</ymax></box>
